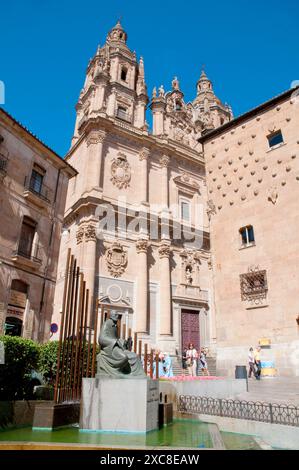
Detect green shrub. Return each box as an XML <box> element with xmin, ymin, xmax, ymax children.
<box><xmin>38</xmin><ymin>341</ymin><xmax>59</xmax><ymax>386</ymax></box>
<box><xmin>0</xmin><ymin>336</ymin><xmax>40</xmax><ymax>400</ymax></box>
<box><xmin>38</xmin><ymin>340</ymin><xmax>99</xmax><ymax>387</ymax></box>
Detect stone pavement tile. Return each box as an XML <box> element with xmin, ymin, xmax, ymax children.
<box><xmin>235</xmin><ymin>377</ymin><xmax>299</xmax><ymax>405</ymax></box>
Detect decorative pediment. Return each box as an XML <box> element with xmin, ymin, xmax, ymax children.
<box><xmin>173</xmin><ymin>173</ymin><xmax>200</xmax><ymax>195</ymax></box>
<box><xmin>98</xmin><ymin>295</ymin><xmax>131</xmax><ymax>309</ymax></box>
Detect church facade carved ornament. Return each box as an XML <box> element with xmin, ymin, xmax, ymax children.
<box><xmin>110</xmin><ymin>153</ymin><xmax>131</xmax><ymax>189</ymax></box>
<box><xmin>139</xmin><ymin>147</ymin><xmax>150</xmax><ymax>161</ymax></box>
<box><xmin>173</xmin><ymin>172</ymin><xmax>200</xmax><ymax>195</ymax></box>
<box><xmin>86</xmin><ymin>129</ymin><xmax>106</xmax><ymax>146</ymax></box>
<box><xmin>158</xmin><ymin>240</ymin><xmax>172</xmax><ymax>258</ymax></box>
<box><xmin>85</xmin><ymin>224</ymin><xmax>97</xmax><ymax>241</ymax></box>
<box><xmin>207</xmin><ymin>199</ymin><xmax>217</xmax><ymax>220</ymax></box>
<box><xmin>179</xmin><ymin>249</ymin><xmax>201</xmax><ymax>286</ymax></box>
<box><xmin>136</xmin><ymin>239</ymin><xmax>149</xmax><ymax>254</ymax></box>
<box><xmin>76</xmin><ymin>226</ymin><xmax>85</xmax><ymax>245</ymax></box>
<box><xmin>105</xmin><ymin>241</ymin><xmax>128</xmax><ymax>278</ymax></box>
<box><xmin>159</xmin><ymin>154</ymin><xmax>170</xmax><ymax>168</ymax></box>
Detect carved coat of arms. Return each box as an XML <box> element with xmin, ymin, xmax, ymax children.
<box><xmin>106</xmin><ymin>242</ymin><xmax>128</xmax><ymax>278</ymax></box>
<box><xmin>110</xmin><ymin>153</ymin><xmax>131</xmax><ymax>189</ymax></box>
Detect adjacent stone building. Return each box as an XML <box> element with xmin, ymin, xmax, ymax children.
<box><xmin>200</xmin><ymin>88</ymin><xmax>299</xmax><ymax>376</ymax></box>
<box><xmin>0</xmin><ymin>108</ymin><xmax>77</xmax><ymax>341</ymax></box>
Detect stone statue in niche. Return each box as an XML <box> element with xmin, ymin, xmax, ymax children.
<box><xmin>97</xmin><ymin>311</ymin><xmax>145</xmax><ymax>378</ymax></box>
<box><xmin>186</xmin><ymin>265</ymin><xmax>193</xmax><ymax>285</ymax></box>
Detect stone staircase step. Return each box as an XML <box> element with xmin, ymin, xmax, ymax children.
<box><xmin>171</xmin><ymin>356</ymin><xmax>217</xmax><ymax>376</ymax></box>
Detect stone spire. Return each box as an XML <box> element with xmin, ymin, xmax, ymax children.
<box><xmin>192</xmin><ymin>69</ymin><xmax>233</xmax><ymax>129</ymax></box>
<box><xmin>194</xmin><ymin>69</ymin><xmax>215</xmax><ymax>104</ymax></box>
<box><xmin>106</xmin><ymin>20</ymin><xmax>128</xmax><ymax>44</ymax></box>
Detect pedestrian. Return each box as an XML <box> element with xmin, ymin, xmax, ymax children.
<box><xmin>163</xmin><ymin>353</ymin><xmax>174</xmax><ymax>377</ymax></box>
<box><xmin>186</xmin><ymin>343</ymin><xmax>197</xmax><ymax>376</ymax></box>
<box><xmin>254</xmin><ymin>346</ymin><xmax>262</xmax><ymax>380</ymax></box>
<box><xmin>248</xmin><ymin>347</ymin><xmax>256</xmax><ymax>378</ymax></box>
<box><xmin>199</xmin><ymin>348</ymin><xmax>210</xmax><ymax>376</ymax></box>
<box><xmin>182</xmin><ymin>347</ymin><xmax>188</xmax><ymax>375</ymax></box>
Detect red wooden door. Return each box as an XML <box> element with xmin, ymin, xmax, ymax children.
<box><xmin>181</xmin><ymin>309</ymin><xmax>200</xmax><ymax>350</ymax></box>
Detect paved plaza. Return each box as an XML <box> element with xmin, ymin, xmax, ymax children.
<box><xmin>235</xmin><ymin>377</ymin><xmax>299</xmax><ymax>405</ymax></box>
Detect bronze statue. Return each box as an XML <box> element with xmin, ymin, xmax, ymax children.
<box><xmin>97</xmin><ymin>311</ymin><xmax>146</xmax><ymax>378</ymax></box>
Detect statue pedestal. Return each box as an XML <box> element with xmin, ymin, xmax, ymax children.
<box><xmin>80</xmin><ymin>377</ymin><xmax>159</xmax><ymax>433</ymax></box>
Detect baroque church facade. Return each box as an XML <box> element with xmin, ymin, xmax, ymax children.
<box><xmin>51</xmin><ymin>21</ymin><xmax>299</xmax><ymax>376</ymax></box>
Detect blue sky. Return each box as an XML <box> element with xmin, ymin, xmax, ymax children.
<box><xmin>1</xmin><ymin>0</ymin><xmax>298</xmax><ymax>155</ymax></box>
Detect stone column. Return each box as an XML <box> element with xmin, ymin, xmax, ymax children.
<box><xmin>136</xmin><ymin>239</ymin><xmax>149</xmax><ymax>334</ymax></box>
<box><xmin>139</xmin><ymin>147</ymin><xmax>150</xmax><ymax>203</ymax></box>
<box><xmin>86</xmin><ymin>130</ymin><xmax>106</xmax><ymax>192</ymax></box>
<box><xmin>158</xmin><ymin>240</ymin><xmax>172</xmax><ymax>335</ymax></box>
<box><xmin>107</xmin><ymin>89</ymin><xmax>117</xmax><ymax>117</ymax></box>
<box><xmin>159</xmin><ymin>155</ymin><xmax>170</xmax><ymax>210</ymax></box>
<box><xmin>83</xmin><ymin>223</ymin><xmax>97</xmax><ymax>319</ymax></box>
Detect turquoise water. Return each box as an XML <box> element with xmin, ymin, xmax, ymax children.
<box><xmin>0</xmin><ymin>420</ymin><xmax>260</xmax><ymax>450</ymax></box>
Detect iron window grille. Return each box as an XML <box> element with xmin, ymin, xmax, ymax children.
<box><xmin>240</xmin><ymin>270</ymin><xmax>268</xmax><ymax>301</ymax></box>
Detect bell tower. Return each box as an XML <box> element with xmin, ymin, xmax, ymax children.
<box><xmin>72</xmin><ymin>21</ymin><xmax>149</xmax><ymax>145</ymax></box>
<box><xmin>193</xmin><ymin>70</ymin><xmax>233</xmax><ymax>130</ymax></box>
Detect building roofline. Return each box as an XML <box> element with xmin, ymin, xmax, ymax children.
<box><xmin>0</xmin><ymin>107</ymin><xmax>77</xmax><ymax>177</ymax></box>
<box><xmin>198</xmin><ymin>86</ymin><xmax>299</xmax><ymax>143</ymax></box>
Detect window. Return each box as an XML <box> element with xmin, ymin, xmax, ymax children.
<box><xmin>30</xmin><ymin>164</ymin><xmax>45</xmax><ymax>195</ymax></box>
<box><xmin>240</xmin><ymin>270</ymin><xmax>268</xmax><ymax>301</ymax></box>
<box><xmin>116</xmin><ymin>106</ymin><xmax>128</xmax><ymax>120</ymax></box>
<box><xmin>180</xmin><ymin>200</ymin><xmax>191</xmax><ymax>222</ymax></box>
<box><xmin>176</xmin><ymin>100</ymin><xmax>182</xmax><ymax>111</ymax></box>
<box><xmin>120</xmin><ymin>67</ymin><xmax>128</xmax><ymax>81</ymax></box>
<box><xmin>18</xmin><ymin>216</ymin><xmax>37</xmax><ymax>258</ymax></box>
<box><xmin>267</xmin><ymin>130</ymin><xmax>283</xmax><ymax>148</ymax></box>
<box><xmin>240</xmin><ymin>225</ymin><xmax>255</xmax><ymax>246</ymax></box>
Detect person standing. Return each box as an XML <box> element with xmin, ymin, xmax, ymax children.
<box><xmin>248</xmin><ymin>347</ymin><xmax>256</xmax><ymax>378</ymax></box>
<box><xmin>163</xmin><ymin>353</ymin><xmax>174</xmax><ymax>377</ymax></box>
<box><xmin>254</xmin><ymin>346</ymin><xmax>262</xmax><ymax>380</ymax></box>
<box><xmin>199</xmin><ymin>348</ymin><xmax>210</xmax><ymax>376</ymax></box>
<box><xmin>182</xmin><ymin>347</ymin><xmax>188</xmax><ymax>375</ymax></box>
<box><xmin>186</xmin><ymin>343</ymin><xmax>197</xmax><ymax>376</ymax></box>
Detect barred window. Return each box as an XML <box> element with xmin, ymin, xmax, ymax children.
<box><xmin>240</xmin><ymin>270</ymin><xmax>268</xmax><ymax>301</ymax></box>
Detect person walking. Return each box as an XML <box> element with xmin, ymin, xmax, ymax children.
<box><xmin>199</xmin><ymin>348</ymin><xmax>210</xmax><ymax>376</ymax></box>
<box><xmin>248</xmin><ymin>347</ymin><xmax>256</xmax><ymax>378</ymax></box>
<box><xmin>186</xmin><ymin>343</ymin><xmax>197</xmax><ymax>376</ymax></box>
<box><xmin>254</xmin><ymin>346</ymin><xmax>262</xmax><ymax>380</ymax></box>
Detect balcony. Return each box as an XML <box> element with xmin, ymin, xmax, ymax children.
<box><xmin>23</xmin><ymin>175</ymin><xmax>53</xmax><ymax>208</ymax></box>
<box><xmin>12</xmin><ymin>241</ymin><xmax>42</xmax><ymax>269</ymax></box>
<box><xmin>173</xmin><ymin>285</ymin><xmax>209</xmax><ymax>304</ymax></box>
<box><xmin>0</xmin><ymin>153</ymin><xmax>8</xmax><ymax>179</ymax></box>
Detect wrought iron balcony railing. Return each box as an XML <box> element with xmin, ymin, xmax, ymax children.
<box><xmin>24</xmin><ymin>175</ymin><xmax>53</xmax><ymax>203</ymax></box>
